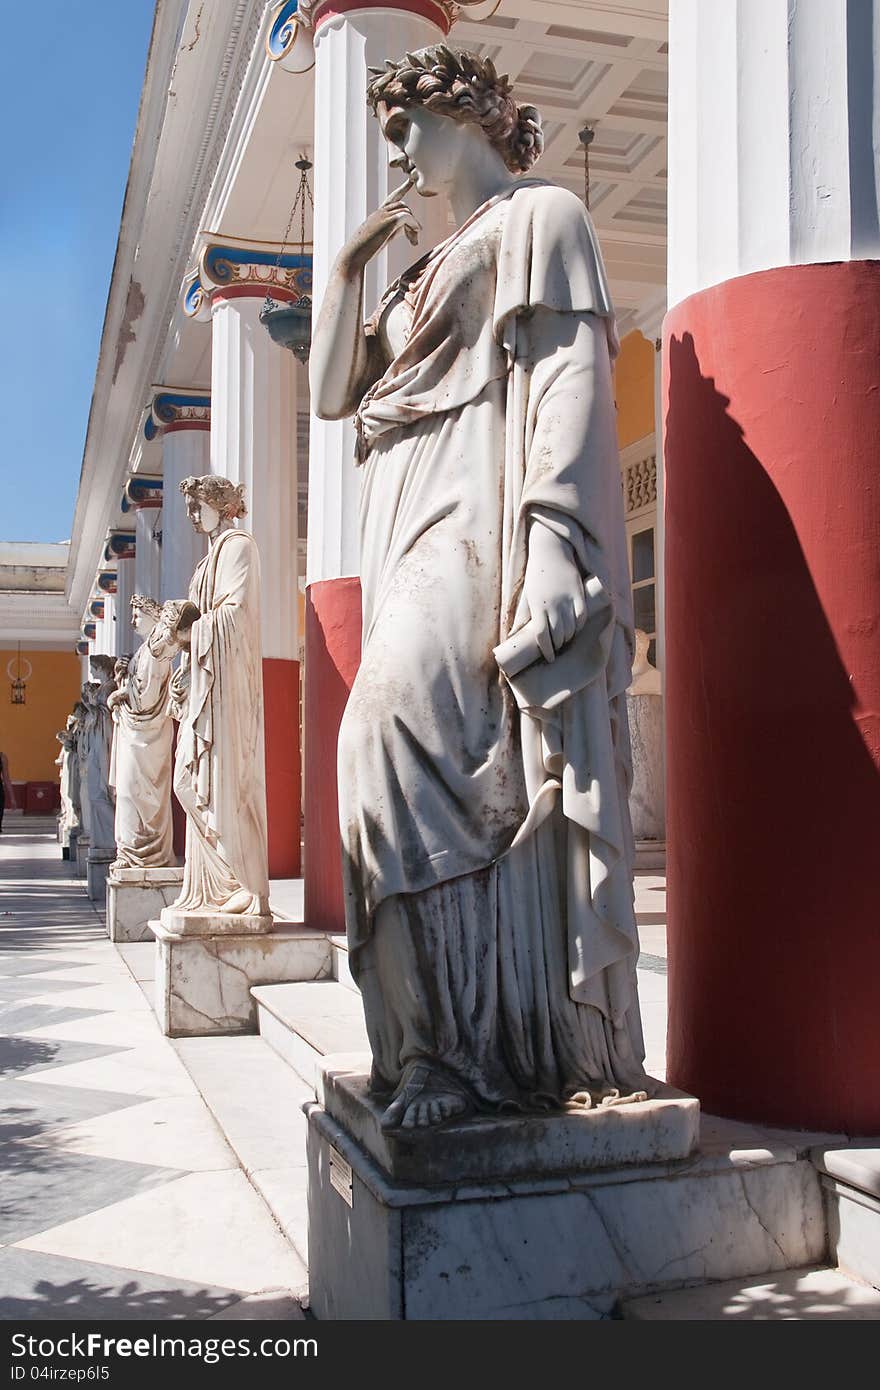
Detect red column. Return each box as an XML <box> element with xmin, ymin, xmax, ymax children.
<box><xmin>664</xmin><ymin>261</ymin><xmax>880</xmax><ymax>1134</ymax></box>
<box><xmin>303</xmin><ymin>577</ymin><xmax>362</xmax><ymax>934</ymax></box>
<box><xmin>263</xmin><ymin>657</ymin><xmax>302</xmax><ymax>879</ymax></box>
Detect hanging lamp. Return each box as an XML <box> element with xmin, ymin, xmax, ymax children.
<box><xmin>260</xmin><ymin>156</ymin><xmax>314</xmax><ymax>362</ymax></box>
<box><xmin>578</xmin><ymin>124</ymin><xmax>595</xmax><ymax>211</ymax></box>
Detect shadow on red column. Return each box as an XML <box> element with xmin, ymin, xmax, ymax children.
<box><xmin>663</xmin><ymin>261</ymin><xmax>880</xmax><ymax>1134</ymax></box>
<box><xmin>304</xmin><ymin>577</ymin><xmax>362</xmax><ymax>936</ymax></box>
<box><xmin>263</xmin><ymin>657</ymin><xmax>302</xmax><ymax>880</ymax></box>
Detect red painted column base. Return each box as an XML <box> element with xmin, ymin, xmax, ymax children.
<box><xmin>263</xmin><ymin>657</ymin><xmax>302</xmax><ymax>880</ymax></box>
<box><xmin>664</xmin><ymin>260</ymin><xmax>880</xmax><ymax>1134</ymax></box>
<box><xmin>304</xmin><ymin>577</ymin><xmax>363</xmax><ymax>935</ymax></box>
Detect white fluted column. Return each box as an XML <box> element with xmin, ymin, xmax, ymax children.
<box><xmin>105</xmin><ymin>528</ymin><xmax>138</xmax><ymax>653</ymax></box>
<box><xmin>306</xmin><ymin>2</ymin><xmax>450</xmax><ymax>587</ymax></box>
<box><xmin>190</xmin><ymin>243</ymin><xmax>304</xmax><ymax>876</ymax></box>
<box><xmin>126</xmin><ymin>476</ymin><xmax>163</xmax><ymax>606</ymax></box>
<box><xmin>209</xmin><ymin>295</ymin><xmax>299</xmax><ymax>660</ymax></box>
<box><xmin>145</xmin><ymin>391</ymin><xmax>211</xmax><ymax>602</ymax></box>
<box><xmin>114</xmin><ymin>557</ymin><xmax>136</xmax><ymax>655</ymax></box>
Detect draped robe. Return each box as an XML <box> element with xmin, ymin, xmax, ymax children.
<box><xmin>338</xmin><ymin>179</ymin><xmax>646</xmax><ymax>1105</ymax></box>
<box><xmin>172</xmin><ymin>527</ymin><xmax>270</xmax><ymax>917</ymax></box>
<box><xmin>85</xmin><ymin>681</ymin><xmax>117</xmax><ymax>855</ymax></box>
<box><xmin>110</xmin><ymin>636</ymin><xmax>175</xmax><ymax>869</ymax></box>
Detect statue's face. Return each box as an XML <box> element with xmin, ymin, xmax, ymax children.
<box><xmin>379</xmin><ymin>103</ymin><xmax>461</xmax><ymax>197</ymax></box>
<box><xmin>185</xmin><ymin>493</ymin><xmax>221</xmax><ymax>535</ymax></box>
<box><xmin>130</xmin><ymin>605</ymin><xmax>156</xmax><ymax>637</ymax></box>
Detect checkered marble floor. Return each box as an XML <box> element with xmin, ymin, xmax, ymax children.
<box><xmin>0</xmin><ymin>819</ymin><xmax>306</xmax><ymax>1321</ymax></box>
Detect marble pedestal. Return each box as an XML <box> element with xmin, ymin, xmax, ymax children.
<box><xmin>67</xmin><ymin>828</ymin><xmax>80</xmax><ymax>865</ymax></box>
<box><xmin>307</xmin><ymin>1060</ymin><xmax>827</xmax><ymax>1320</ymax></box>
<box><xmin>107</xmin><ymin>867</ymin><xmax>183</xmax><ymax>943</ymax></box>
<box><xmin>86</xmin><ymin>851</ymin><xmax>115</xmax><ymax>903</ymax></box>
<box><xmin>159</xmin><ymin>906</ymin><xmax>273</xmax><ymax>936</ymax></box>
<box><xmin>75</xmin><ymin>836</ymin><xmax>90</xmax><ymax>878</ymax></box>
<box><xmin>627</xmin><ymin>691</ymin><xmax>665</xmax><ymax>840</ymax></box>
<box><xmin>152</xmin><ymin>919</ymin><xmax>332</xmax><ymax>1037</ymax></box>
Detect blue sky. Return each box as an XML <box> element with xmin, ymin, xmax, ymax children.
<box><xmin>0</xmin><ymin>2</ymin><xmax>156</xmax><ymax>543</ymax></box>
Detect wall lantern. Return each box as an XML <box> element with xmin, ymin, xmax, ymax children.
<box><xmin>260</xmin><ymin>157</ymin><xmax>314</xmax><ymax>363</ymax></box>
<box><xmin>8</xmin><ymin>644</ymin><xmax>30</xmax><ymax>705</ymax></box>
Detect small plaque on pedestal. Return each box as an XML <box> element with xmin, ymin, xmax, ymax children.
<box><xmin>106</xmin><ymin>866</ymin><xmax>183</xmax><ymax>943</ymax></box>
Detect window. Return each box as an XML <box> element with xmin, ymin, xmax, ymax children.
<box><xmin>628</xmin><ymin>524</ymin><xmax>656</xmax><ymax>666</ymax></box>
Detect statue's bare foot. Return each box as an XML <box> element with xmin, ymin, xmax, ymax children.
<box><xmin>223</xmin><ymin>888</ymin><xmax>254</xmax><ymax>914</ymax></box>
<box><xmin>380</xmin><ymin>1062</ymin><xmax>471</xmax><ymax>1133</ymax></box>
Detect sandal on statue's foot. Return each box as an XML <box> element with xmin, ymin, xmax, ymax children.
<box><xmin>380</xmin><ymin>1061</ymin><xmax>473</xmax><ymax>1134</ymax></box>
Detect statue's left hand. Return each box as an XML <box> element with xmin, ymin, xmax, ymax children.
<box><xmin>523</xmin><ymin>522</ymin><xmax>587</xmax><ymax>663</ymax></box>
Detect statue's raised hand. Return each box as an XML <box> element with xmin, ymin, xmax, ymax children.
<box><xmin>523</xmin><ymin>522</ymin><xmax>588</xmax><ymax>664</ymax></box>
<box><xmin>340</xmin><ymin>174</ymin><xmax>420</xmax><ymax>275</ymax></box>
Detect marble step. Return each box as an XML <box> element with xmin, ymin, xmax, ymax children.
<box><xmin>619</xmin><ymin>1265</ymin><xmax>880</xmax><ymax>1319</ymax></box>
<box><xmin>329</xmin><ymin>935</ymin><xmax>356</xmax><ymax>992</ymax></box>
<box><xmin>173</xmin><ymin>1033</ymin><xmax>313</xmax><ymax>1267</ymax></box>
<box><xmin>252</xmin><ymin>980</ymin><xmax>370</xmax><ymax>1088</ymax></box>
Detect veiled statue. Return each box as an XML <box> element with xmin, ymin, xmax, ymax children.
<box><xmin>311</xmin><ymin>46</ymin><xmax>646</xmax><ymax>1132</ymax></box>
<box><xmin>82</xmin><ymin>657</ymin><xmax>117</xmax><ymax>856</ymax></box>
<box><xmin>163</xmin><ymin>475</ymin><xmax>270</xmax><ymax>925</ymax></box>
<box><xmin>107</xmin><ymin>595</ymin><xmax>178</xmax><ymax>870</ymax></box>
<box><xmin>56</xmin><ymin>714</ymin><xmax>81</xmax><ymax>846</ymax></box>
<box><xmin>72</xmin><ymin>697</ymin><xmax>91</xmax><ymax>843</ymax></box>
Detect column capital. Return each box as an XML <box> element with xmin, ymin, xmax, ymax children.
<box><xmin>123</xmin><ymin>474</ymin><xmax>163</xmax><ymax>511</ymax></box>
<box><xmin>104</xmin><ymin>529</ymin><xmax>137</xmax><ymax>563</ymax></box>
<box><xmin>96</xmin><ymin>570</ymin><xmax>118</xmax><ymax>595</ymax></box>
<box><xmin>144</xmin><ymin>389</ymin><xmax>210</xmax><ymax>440</ymax></box>
<box><xmin>184</xmin><ymin>239</ymin><xmax>313</xmax><ymax>315</ymax></box>
<box><xmin>293</xmin><ymin>0</ymin><xmax>457</xmax><ymax>41</ymax></box>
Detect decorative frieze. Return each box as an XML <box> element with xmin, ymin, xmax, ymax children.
<box><xmin>624</xmin><ymin>453</ymin><xmax>658</xmax><ymax>514</ymax></box>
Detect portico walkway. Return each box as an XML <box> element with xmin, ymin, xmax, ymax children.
<box><xmin>0</xmin><ymin>818</ymin><xmax>307</xmax><ymax>1320</ymax></box>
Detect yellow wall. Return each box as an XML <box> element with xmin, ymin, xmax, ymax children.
<box><xmin>0</xmin><ymin>650</ymin><xmax>82</xmax><ymax>785</ymax></box>
<box><xmin>614</xmin><ymin>330</ymin><xmax>656</xmax><ymax>450</ymax></box>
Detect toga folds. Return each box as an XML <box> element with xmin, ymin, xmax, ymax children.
<box><xmin>173</xmin><ymin>527</ymin><xmax>270</xmax><ymax>916</ymax></box>
<box><xmin>339</xmin><ymin>180</ymin><xmax>645</xmax><ymax>1098</ymax></box>
<box><xmin>110</xmin><ymin>638</ymin><xmax>175</xmax><ymax>869</ymax></box>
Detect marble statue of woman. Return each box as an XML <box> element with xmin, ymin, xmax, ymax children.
<box><xmin>311</xmin><ymin>46</ymin><xmax>646</xmax><ymax>1132</ymax></box>
<box><xmin>72</xmin><ymin>697</ymin><xmax>91</xmax><ymax>844</ymax></box>
<box><xmin>56</xmin><ymin>715</ymin><xmax>80</xmax><ymax>846</ymax></box>
<box><xmin>107</xmin><ymin>595</ymin><xmax>177</xmax><ymax>870</ymax></box>
<box><xmin>162</xmin><ymin>475</ymin><xmax>270</xmax><ymax>928</ymax></box>
<box><xmin>83</xmin><ymin>657</ymin><xmax>117</xmax><ymax>856</ymax></box>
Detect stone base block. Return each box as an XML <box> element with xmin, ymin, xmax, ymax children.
<box><xmin>159</xmin><ymin>906</ymin><xmax>273</xmax><ymax>937</ymax></box>
<box><xmin>61</xmin><ymin>846</ymin><xmax>70</xmax><ymax>861</ymax></box>
<box><xmin>307</xmin><ymin>1060</ymin><xmax>826</xmax><ymax>1321</ymax></box>
<box><xmin>75</xmin><ymin>838</ymin><xmax>90</xmax><ymax>878</ymax></box>
<box><xmin>86</xmin><ymin>852</ymin><xmax>114</xmax><ymax>902</ymax></box>
<box><xmin>153</xmin><ymin>920</ymin><xmax>332</xmax><ymax>1037</ymax></box>
<box><xmin>814</xmin><ymin>1146</ymin><xmax>880</xmax><ymax>1289</ymax></box>
<box><xmin>68</xmin><ymin>828</ymin><xmax>81</xmax><ymax>864</ymax></box>
<box><xmin>107</xmin><ymin>868</ymin><xmax>183</xmax><ymax>943</ymax></box>
<box><xmin>318</xmin><ymin>1057</ymin><xmax>699</xmax><ymax>1185</ymax></box>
